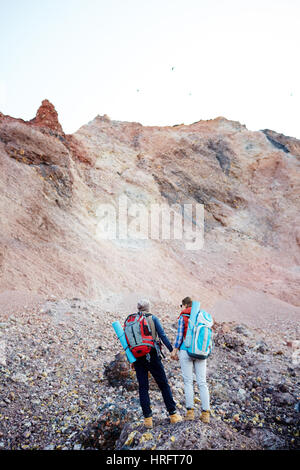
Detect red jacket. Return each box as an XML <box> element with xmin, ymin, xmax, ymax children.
<box><xmin>178</xmin><ymin>307</ymin><xmax>191</xmax><ymax>340</ymax></box>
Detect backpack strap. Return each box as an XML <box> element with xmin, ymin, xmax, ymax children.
<box><xmin>144</xmin><ymin>313</ymin><xmax>165</xmax><ymax>357</ymax></box>
<box><xmin>178</xmin><ymin>312</ymin><xmax>191</xmax><ymax>342</ymax></box>
<box><xmin>144</xmin><ymin>313</ymin><xmax>157</xmax><ymax>341</ymax></box>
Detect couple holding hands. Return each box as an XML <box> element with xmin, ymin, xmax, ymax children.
<box><xmin>129</xmin><ymin>297</ymin><xmax>210</xmax><ymax>428</ymax></box>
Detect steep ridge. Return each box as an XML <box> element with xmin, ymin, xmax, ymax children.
<box><xmin>0</xmin><ymin>101</ymin><xmax>299</xmax><ymax>330</ymax></box>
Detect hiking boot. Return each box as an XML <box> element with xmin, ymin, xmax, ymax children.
<box><xmin>143</xmin><ymin>417</ymin><xmax>153</xmax><ymax>428</ymax></box>
<box><xmin>185</xmin><ymin>409</ymin><xmax>195</xmax><ymax>421</ymax></box>
<box><xmin>200</xmin><ymin>410</ymin><xmax>210</xmax><ymax>424</ymax></box>
<box><xmin>169</xmin><ymin>413</ymin><xmax>183</xmax><ymax>424</ymax></box>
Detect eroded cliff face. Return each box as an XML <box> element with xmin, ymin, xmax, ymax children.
<box><xmin>0</xmin><ymin>101</ymin><xmax>299</xmax><ymax>324</ymax></box>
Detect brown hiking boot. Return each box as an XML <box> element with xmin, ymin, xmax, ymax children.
<box><xmin>200</xmin><ymin>410</ymin><xmax>210</xmax><ymax>423</ymax></box>
<box><xmin>185</xmin><ymin>409</ymin><xmax>195</xmax><ymax>421</ymax></box>
<box><xmin>143</xmin><ymin>417</ymin><xmax>153</xmax><ymax>428</ymax></box>
<box><xmin>169</xmin><ymin>413</ymin><xmax>183</xmax><ymax>424</ymax></box>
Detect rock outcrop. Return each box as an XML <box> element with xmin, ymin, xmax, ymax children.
<box><xmin>30</xmin><ymin>99</ymin><xmax>64</xmax><ymax>134</ymax></box>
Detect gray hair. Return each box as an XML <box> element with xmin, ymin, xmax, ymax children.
<box><xmin>137</xmin><ymin>298</ymin><xmax>150</xmax><ymax>312</ymax></box>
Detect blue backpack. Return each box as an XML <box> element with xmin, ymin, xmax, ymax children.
<box><xmin>184</xmin><ymin>309</ymin><xmax>213</xmax><ymax>360</ymax></box>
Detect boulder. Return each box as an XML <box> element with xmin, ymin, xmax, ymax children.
<box><xmin>104</xmin><ymin>352</ymin><xmax>138</xmax><ymax>391</ymax></box>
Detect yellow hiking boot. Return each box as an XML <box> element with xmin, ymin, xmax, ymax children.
<box><xmin>143</xmin><ymin>417</ymin><xmax>153</xmax><ymax>428</ymax></box>
<box><xmin>185</xmin><ymin>409</ymin><xmax>195</xmax><ymax>421</ymax></box>
<box><xmin>169</xmin><ymin>413</ymin><xmax>183</xmax><ymax>424</ymax></box>
<box><xmin>200</xmin><ymin>410</ymin><xmax>210</xmax><ymax>424</ymax></box>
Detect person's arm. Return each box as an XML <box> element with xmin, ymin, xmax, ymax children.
<box><xmin>152</xmin><ymin>316</ymin><xmax>173</xmax><ymax>352</ymax></box>
<box><xmin>170</xmin><ymin>316</ymin><xmax>184</xmax><ymax>360</ymax></box>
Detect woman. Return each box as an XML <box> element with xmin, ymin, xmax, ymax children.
<box><xmin>170</xmin><ymin>296</ymin><xmax>210</xmax><ymax>423</ymax></box>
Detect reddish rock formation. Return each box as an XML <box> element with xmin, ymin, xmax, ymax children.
<box><xmin>30</xmin><ymin>99</ymin><xmax>64</xmax><ymax>134</ymax></box>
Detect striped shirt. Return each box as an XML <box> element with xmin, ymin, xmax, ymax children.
<box><xmin>174</xmin><ymin>315</ymin><xmax>185</xmax><ymax>349</ymax></box>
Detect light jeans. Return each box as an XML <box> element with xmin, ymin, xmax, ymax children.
<box><xmin>179</xmin><ymin>349</ymin><xmax>210</xmax><ymax>411</ymax></box>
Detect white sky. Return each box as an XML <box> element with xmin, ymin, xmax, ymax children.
<box><xmin>0</xmin><ymin>0</ymin><xmax>300</xmax><ymax>137</ymax></box>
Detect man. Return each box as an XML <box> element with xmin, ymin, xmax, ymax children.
<box><xmin>170</xmin><ymin>296</ymin><xmax>211</xmax><ymax>423</ymax></box>
<box><xmin>130</xmin><ymin>299</ymin><xmax>182</xmax><ymax>428</ymax></box>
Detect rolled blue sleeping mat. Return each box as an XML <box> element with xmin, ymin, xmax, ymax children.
<box><xmin>112</xmin><ymin>321</ymin><xmax>136</xmax><ymax>363</ymax></box>
<box><xmin>184</xmin><ymin>300</ymin><xmax>200</xmax><ymax>349</ymax></box>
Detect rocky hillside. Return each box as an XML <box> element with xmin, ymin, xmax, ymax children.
<box><xmin>0</xmin><ymin>101</ymin><xmax>299</xmax><ymax>450</ymax></box>
<box><xmin>0</xmin><ymin>297</ymin><xmax>298</xmax><ymax>450</ymax></box>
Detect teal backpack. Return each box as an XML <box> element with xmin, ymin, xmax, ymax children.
<box><xmin>184</xmin><ymin>305</ymin><xmax>213</xmax><ymax>360</ymax></box>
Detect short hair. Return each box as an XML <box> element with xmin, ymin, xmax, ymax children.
<box><xmin>182</xmin><ymin>296</ymin><xmax>192</xmax><ymax>307</ymax></box>
<box><xmin>137</xmin><ymin>299</ymin><xmax>150</xmax><ymax>312</ymax></box>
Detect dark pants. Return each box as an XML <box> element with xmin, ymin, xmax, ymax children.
<box><xmin>134</xmin><ymin>350</ymin><xmax>176</xmax><ymax>418</ymax></box>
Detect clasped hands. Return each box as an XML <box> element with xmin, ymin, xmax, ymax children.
<box><xmin>170</xmin><ymin>349</ymin><xmax>179</xmax><ymax>361</ymax></box>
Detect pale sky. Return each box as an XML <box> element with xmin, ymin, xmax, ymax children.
<box><xmin>0</xmin><ymin>0</ymin><xmax>299</xmax><ymax>138</ymax></box>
